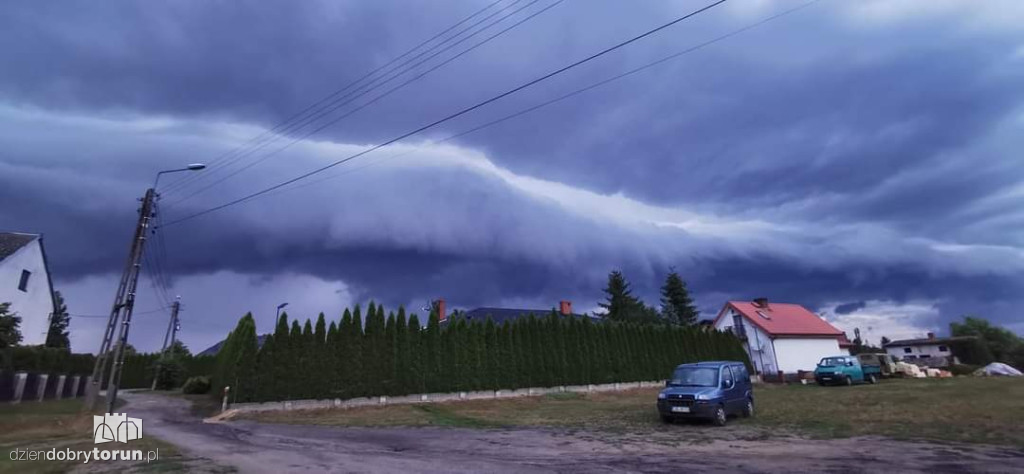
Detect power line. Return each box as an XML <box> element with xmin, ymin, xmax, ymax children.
<box><xmin>275</xmin><ymin>0</ymin><xmax>823</xmax><ymax>196</ymax></box>
<box><xmin>162</xmin><ymin>0</ymin><xmax>728</xmax><ymax>228</ymax></box>
<box><xmin>164</xmin><ymin>0</ymin><xmax>555</xmax><ymax>207</ymax></box>
<box><xmin>160</xmin><ymin>0</ymin><xmax>512</xmax><ymax>196</ymax></box>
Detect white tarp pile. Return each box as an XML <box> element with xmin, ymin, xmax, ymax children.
<box><xmin>894</xmin><ymin>361</ymin><xmax>926</xmax><ymax>378</ymax></box>
<box><xmin>973</xmin><ymin>362</ymin><xmax>1023</xmax><ymax>377</ymax></box>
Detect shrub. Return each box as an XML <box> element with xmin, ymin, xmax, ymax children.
<box><xmin>182</xmin><ymin>376</ymin><xmax>211</xmax><ymax>394</ymax></box>
<box><xmin>153</xmin><ymin>357</ymin><xmax>187</xmax><ymax>390</ymax></box>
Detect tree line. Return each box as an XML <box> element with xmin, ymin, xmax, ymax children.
<box><xmin>212</xmin><ymin>303</ymin><xmax>750</xmax><ymax>404</ymax></box>
<box><xmin>597</xmin><ymin>269</ymin><xmax>700</xmax><ymax>326</ymax></box>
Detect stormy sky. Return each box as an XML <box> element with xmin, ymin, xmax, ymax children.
<box><xmin>2</xmin><ymin>0</ymin><xmax>1023</xmax><ymax>353</ymax></box>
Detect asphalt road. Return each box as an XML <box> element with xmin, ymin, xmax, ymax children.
<box><xmin>122</xmin><ymin>392</ymin><xmax>1024</xmax><ymax>473</ymax></box>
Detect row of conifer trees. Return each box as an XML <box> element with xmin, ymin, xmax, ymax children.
<box><xmin>211</xmin><ymin>303</ymin><xmax>750</xmax><ymax>403</ymax></box>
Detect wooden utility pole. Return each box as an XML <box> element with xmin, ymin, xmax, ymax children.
<box><xmin>151</xmin><ymin>298</ymin><xmax>181</xmax><ymax>390</ymax></box>
<box><xmin>85</xmin><ymin>188</ymin><xmax>157</xmax><ymax>412</ymax></box>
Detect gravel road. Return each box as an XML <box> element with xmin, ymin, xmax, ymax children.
<box><xmin>122</xmin><ymin>392</ymin><xmax>1024</xmax><ymax>473</ymax></box>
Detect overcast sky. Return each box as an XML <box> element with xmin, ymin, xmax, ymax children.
<box><xmin>2</xmin><ymin>0</ymin><xmax>1023</xmax><ymax>353</ymax></box>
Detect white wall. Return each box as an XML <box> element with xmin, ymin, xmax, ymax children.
<box><xmin>886</xmin><ymin>343</ymin><xmax>952</xmax><ymax>360</ymax></box>
<box><xmin>773</xmin><ymin>338</ymin><xmax>842</xmax><ymax>373</ymax></box>
<box><xmin>0</xmin><ymin>239</ymin><xmax>53</xmax><ymax>345</ymax></box>
<box><xmin>714</xmin><ymin>307</ymin><xmax>779</xmax><ymax>375</ymax></box>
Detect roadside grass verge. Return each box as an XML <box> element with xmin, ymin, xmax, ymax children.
<box><xmin>238</xmin><ymin>377</ymin><xmax>1024</xmax><ymax>447</ymax></box>
<box><xmin>749</xmin><ymin>377</ymin><xmax>1024</xmax><ymax>446</ymax></box>
<box><xmin>0</xmin><ymin>398</ymin><xmax>232</xmax><ymax>473</ymax></box>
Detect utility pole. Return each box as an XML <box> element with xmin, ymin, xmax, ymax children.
<box><xmin>151</xmin><ymin>298</ymin><xmax>181</xmax><ymax>391</ymax></box>
<box><xmin>85</xmin><ymin>188</ymin><xmax>157</xmax><ymax>412</ymax></box>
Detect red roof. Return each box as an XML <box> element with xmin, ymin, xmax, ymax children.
<box><xmin>715</xmin><ymin>301</ymin><xmax>843</xmax><ymax>337</ymax></box>
<box><xmin>838</xmin><ymin>334</ymin><xmax>853</xmax><ymax>348</ymax></box>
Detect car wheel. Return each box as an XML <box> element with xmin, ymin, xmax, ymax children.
<box><xmin>712</xmin><ymin>406</ymin><xmax>727</xmax><ymax>426</ymax></box>
<box><xmin>742</xmin><ymin>399</ymin><xmax>754</xmax><ymax>418</ymax></box>
<box><xmin>660</xmin><ymin>415</ymin><xmax>674</xmax><ymax>424</ymax></box>
<box><xmin>844</xmin><ymin>376</ymin><xmax>853</xmax><ymax>386</ymax></box>
<box><xmin>867</xmin><ymin>374</ymin><xmax>877</xmax><ymax>384</ymax></box>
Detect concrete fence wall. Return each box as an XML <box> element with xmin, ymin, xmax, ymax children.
<box><xmin>5</xmin><ymin>372</ymin><xmax>88</xmax><ymax>404</ymax></box>
<box><xmin>230</xmin><ymin>380</ymin><xmax>667</xmax><ymax>414</ymax></box>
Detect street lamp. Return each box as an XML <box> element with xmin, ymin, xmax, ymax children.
<box><xmin>154</xmin><ymin>163</ymin><xmax>207</xmax><ymax>189</ymax></box>
<box><xmin>89</xmin><ymin>162</ymin><xmax>207</xmax><ymax>413</ymax></box>
<box><xmin>276</xmin><ymin>302</ymin><xmax>289</xmax><ymax>319</ymax></box>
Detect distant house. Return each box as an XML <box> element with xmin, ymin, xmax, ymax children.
<box><xmin>0</xmin><ymin>232</ymin><xmax>58</xmax><ymax>345</ymax></box>
<box><xmin>713</xmin><ymin>298</ymin><xmax>846</xmax><ymax>375</ymax></box>
<box><xmin>439</xmin><ymin>300</ymin><xmax>596</xmax><ymax>326</ymax></box>
<box><xmin>883</xmin><ymin>333</ymin><xmax>972</xmax><ymax>367</ymax></box>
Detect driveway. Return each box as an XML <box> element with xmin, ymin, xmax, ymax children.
<box><xmin>122</xmin><ymin>392</ymin><xmax>1024</xmax><ymax>473</ymax></box>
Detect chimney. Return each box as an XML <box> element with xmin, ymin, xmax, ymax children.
<box><xmin>927</xmin><ymin>332</ymin><xmax>935</xmax><ymax>340</ymax></box>
<box><xmin>753</xmin><ymin>297</ymin><xmax>769</xmax><ymax>309</ymax></box>
<box><xmin>435</xmin><ymin>299</ymin><xmax>447</xmax><ymax>322</ymax></box>
<box><xmin>559</xmin><ymin>300</ymin><xmax>573</xmax><ymax>316</ymax></box>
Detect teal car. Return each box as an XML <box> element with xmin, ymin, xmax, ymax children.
<box><xmin>814</xmin><ymin>355</ymin><xmax>879</xmax><ymax>386</ymax></box>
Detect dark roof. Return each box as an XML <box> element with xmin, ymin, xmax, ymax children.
<box><xmin>198</xmin><ymin>334</ymin><xmax>270</xmax><ymax>356</ymax></box>
<box><xmin>0</xmin><ymin>232</ymin><xmax>38</xmax><ymax>262</ymax></box>
<box><xmin>442</xmin><ymin>307</ymin><xmax>595</xmax><ymax>326</ymax></box>
<box><xmin>883</xmin><ymin>336</ymin><xmax>975</xmax><ymax>347</ymax></box>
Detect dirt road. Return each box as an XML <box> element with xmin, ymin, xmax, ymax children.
<box><xmin>123</xmin><ymin>392</ymin><xmax>1024</xmax><ymax>473</ymax></box>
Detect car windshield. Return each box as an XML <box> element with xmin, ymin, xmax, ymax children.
<box><xmin>669</xmin><ymin>367</ymin><xmax>719</xmax><ymax>387</ymax></box>
<box><xmin>820</xmin><ymin>357</ymin><xmax>847</xmax><ymax>366</ymax></box>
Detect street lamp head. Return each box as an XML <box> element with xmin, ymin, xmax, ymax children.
<box><xmin>277</xmin><ymin>302</ymin><xmax>289</xmax><ymax>309</ymax></box>
<box><xmin>186</xmin><ymin>163</ymin><xmax>207</xmax><ymax>171</ymax></box>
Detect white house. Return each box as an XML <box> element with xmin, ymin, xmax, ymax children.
<box><xmin>713</xmin><ymin>298</ymin><xmax>846</xmax><ymax>375</ymax></box>
<box><xmin>0</xmin><ymin>232</ymin><xmax>57</xmax><ymax>345</ymax></box>
<box><xmin>883</xmin><ymin>333</ymin><xmax>968</xmax><ymax>367</ymax></box>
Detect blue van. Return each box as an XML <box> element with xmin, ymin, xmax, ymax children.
<box><xmin>656</xmin><ymin>361</ymin><xmax>753</xmax><ymax>426</ymax></box>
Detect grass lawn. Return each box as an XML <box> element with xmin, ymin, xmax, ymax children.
<box><xmin>240</xmin><ymin>377</ymin><xmax>1024</xmax><ymax>447</ymax></box>
<box><xmin>0</xmin><ymin>397</ymin><xmax>232</xmax><ymax>473</ymax></box>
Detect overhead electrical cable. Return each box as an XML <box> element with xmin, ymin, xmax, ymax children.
<box><xmin>160</xmin><ymin>0</ymin><xmax>516</xmax><ymax>196</ymax></box>
<box><xmin>161</xmin><ymin>0</ymin><xmax>729</xmax><ymax>227</ymax></box>
<box><xmin>271</xmin><ymin>0</ymin><xmax>822</xmax><ymax>197</ymax></box>
<box><xmin>165</xmin><ymin>0</ymin><xmax>556</xmax><ymax>207</ymax></box>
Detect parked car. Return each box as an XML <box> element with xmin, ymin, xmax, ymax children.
<box><xmin>656</xmin><ymin>361</ymin><xmax>753</xmax><ymax>426</ymax></box>
<box><xmin>814</xmin><ymin>355</ymin><xmax>879</xmax><ymax>385</ymax></box>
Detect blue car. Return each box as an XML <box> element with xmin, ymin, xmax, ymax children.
<box><xmin>656</xmin><ymin>361</ymin><xmax>753</xmax><ymax>426</ymax></box>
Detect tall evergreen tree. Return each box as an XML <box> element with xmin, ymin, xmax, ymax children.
<box><xmin>45</xmin><ymin>291</ymin><xmax>71</xmax><ymax>349</ymax></box>
<box><xmin>598</xmin><ymin>270</ymin><xmax>659</xmax><ymax>324</ymax></box>
<box><xmin>313</xmin><ymin>313</ymin><xmax>327</xmax><ymax>398</ymax></box>
<box><xmin>407</xmin><ymin>314</ymin><xmax>424</xmax><ymax>393</ymax></box>
<box><xmin>660</xmin><ymin>270</ymin><xmax>699</xmax><ymax>326</ymax></box>
<box><xmin>424</xmin><ymin>310</ymin><xmax>441</xmax><ymax>392</ymax></box>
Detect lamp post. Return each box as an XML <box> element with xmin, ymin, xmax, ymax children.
<box><xmin>276</xmin><ymin>302</ymin><xmax>289</xmax><ymax>319</ymax></box>
<box><xmin>88</xmin><ymin>164</ymin><xmax>205</xmax><ymax>413</ymax></box>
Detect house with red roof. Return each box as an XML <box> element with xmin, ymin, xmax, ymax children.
<box><xmin>712</xmin><ymin>298</ymin><xmax>846</xmax><ymax>375</ymax></box>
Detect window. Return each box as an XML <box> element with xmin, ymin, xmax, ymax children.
<box><xmin>903</xmin><ymin>347</ymin><xmax>912</xmax><ymax>354</ymax></box>
<box><xmin>938</xmin><ymin>345</ymin><xmax>948</xmax><ymax>352</ymax></box>
<box><xmin>733</xmin><ymin>364</ymin><xmax>749</xmax><ymax>382</ymax></box>
<box><xmin>756</xmin><ymin>310</ymin><xmax>771</xmax><ymax>320</ymax></box>
<box><xmin>668</xmin><ymin>367</ymin><xmax>719</xmax><ymax>387</ymax></box>
<box><xmin>17</xmin><ymin>270</ymin><xmax>31</xmax><ymax>292</ymax></box>
<box><xmin>722</xmin><ymin>366</ymin><xmax>735</xmax><ymax>387</ymax></box>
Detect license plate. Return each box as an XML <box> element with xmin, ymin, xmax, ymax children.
<box><xmin>671</xmin><ymin>406</ymin><xmax>690</xmax><ymax>413</ymax></box>
<box><xmin>821</xmin><ymin>377</ymin><xmax>832</xmax><ymax>380</ymax></box>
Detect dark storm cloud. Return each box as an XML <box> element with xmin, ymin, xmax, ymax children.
<box><xmin>835</xmin><ymin>301</ymin><xmax>867</xmax><ymax>315</ymax></box>
<box><xmin>2</xmin><ymin>0</ymin><xmax>1024</xmax><ymax>352</ymax></box>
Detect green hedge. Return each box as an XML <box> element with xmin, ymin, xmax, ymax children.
<box><xmin>0</xmin><ymin>347</ymin><xmax>94</xmax><ymax>375</ymax></box>
<box><xmin>213</xmin><ymin>304</ymin><xmax>751</xmax><ymax>403</ymax></box>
